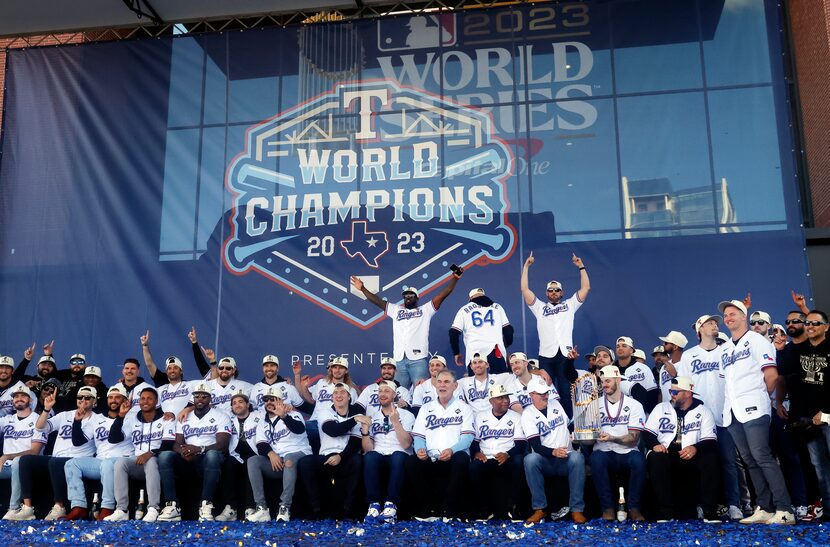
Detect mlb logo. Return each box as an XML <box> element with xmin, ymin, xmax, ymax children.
<box><xmin>377</xmin><ymin>14</ymin><xmax>457</xmax><ymax>52</ymax></box>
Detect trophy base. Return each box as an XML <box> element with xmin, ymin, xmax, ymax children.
<box><xmin>573</xmin><ymin>432</ymin><xmax>599</xmax><ymax>445</ymax></box>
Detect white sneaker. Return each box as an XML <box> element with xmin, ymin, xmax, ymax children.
<box><xmin>364</xmin><ymin>502</ymin><xmax>381</xmax><ymax>522</ymax></box>
<box><xmin>728</xmin><ymin>505</ymin><xmax>744</xmax><ymax>521</ymax></box>
<box><xmin>142</xmin><ymin>506</ymin><xmax>159</xmax><ymax>522</ymax></box>
<box><xmin>158</xmin><ymin>502</ymin><xmax>182</xmax><ymax>522</ymax></box>
<box><xmin>44</xmin><ymin>504</ymin><xmax>66</xmax><ymax>521</ymax></box>
<box><xmin>3</xmin><ymin>506</ymin><xmax>34</xmax><ymax>521</ymax></box>
<box><xmin>246</xmin><ymin>505</ymin><xmax>270</xmax><ymax>522</ymax></box>
<box><xmin>198</xmin><ymin>501</ymin><xmax>214</xmax><ymax>522</ymax></box>
<box><xmin>276</xmin><ymin>505</ymin><xmax>290</xmax><ymax>523</ymax></box>
<box><xmin>740</xmin><ymin>507</ymin><xmax>774</xmax><ymax>524</ymax></box>
<box><xmin>795</xmin><ymin>506</ymin><xmax>808</xmax><ymax>521</ymax></box>
<box><xmin>103</xmin><ymin>509</ymin><xmax>129</xmax><ymax>522</ymax></box>
<box><xmin>215</xmin><ymin>505</ymin><xmax>237</xmax><ymax>522</ymax></box>
<box><xmin>550</xmin><ymin>506</ymin><xmax>570</xmax><ymax>521</ymax></box>
<box><xmin>380</xmin><ymin>502</ymin><xmax>397</xmax><ymax>524</ymax></box>
<box><xmin>244</xmin><ymin>508</ymin><xmax>256</xmax><ymax>519</ymax></box>
<box><xmin>766</xmin><ymin>510</ymin><xmax>796</xmax><ymax>525</ymax></box>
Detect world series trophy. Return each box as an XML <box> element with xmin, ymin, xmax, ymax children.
<box><xmin>571</xmin><ymin>372</ymin><xmax>601</xmax><ymax>444</ymax></box>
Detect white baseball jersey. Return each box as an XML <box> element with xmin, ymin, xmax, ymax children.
<box><xmin>451</xmin><ymin>302</ymin><xmax>510</xmax><ymax>364</ymax></box>
<box><xmin>411</xmin><ymin>381</ymin><xmax>463</xmax><ymax>408</ymax></box>
<box><xmin>721</xmin><ymin>331</ymin><xmax>777</xmax><ymax>426</ymax></box>
<box><xmin>521</xmin><ymin>400</ymin><xmax>571</xmax><ymax>452</ymax></box>
<box><xmin>528</xmin><ymin>293</ymin><xmax>583</xmax><ymax>358</ymax></box>
<box><xmin>0</xmin><ymin>382</ymin><xmax>37</xmax><ymax>417</ymax></box>
<box><xmin>473</xmin><ymin>408</ymin><xmax>525</xmax><ymax>458</ymax></box>
<box><xmin>229</xmin><ymin>410</ymin><xmax>264</xmax><ymax>463</ymax></box>
<box><xmin>0</xmin><ymin>412</ymin><xmax>46</xmax><ymax>463</ymax></box>
<box><xmin>502</xmin><ymin>374</ymin><xmax>560</xmax><ymax>410</ymax></box>
<box><xmin>40</xmin><ymin>411</ymin><xmax>97</xmax><ymax>457</ymax></box>
<box><xmin>412</xmin><ymin>398</ymin><xmax>475</xmax><ymax>453</ymax></box>
<box><xmin>675</xmin><ymin>344</ymin><xmax>730</xmax><ymax>427</ymax></box>
<box><xmin>208</xmin><ymin>379</ymin><xmax>253</xmax><ymax>413</ymax></box>
<box><xmin>309</xmin><ymin>379</ymin><xmax>359</xmax><ymax>422</ymax></box>
<box><xmin>366</xmin><ymin>407</ymin><xmax>415</xmax><ymax>456</ymax></box>
<box><xmin>250</xmin><ymin>380</ymin><xmax>303</xmax><ymax>411</ymax></box>
<box><xmin>644</xmin><ymin>401</ymin><xmax>717</xmax><ymax>450</ymax></box>
<box><xmin>124</xmin><ymin>381</ymin><xmax>159</xmax><ymax>416</ymax></box>
<box><xmin>91</xmin><ymin>414</ymin><xmax>134</xmax><ymax>459</ymax></box>
<box><xmin>619</xmin><ymin>362</ymin><xmax>658</xmax><ymax>397</ymax></box>
<box><xmin>595</xmin><ymin>394</ymin><xmax>646</xmax><ymax>455</ymax></box>
<box><xmin>458</xmin><ymin>373</ymin><xmax>509</xmax><ymax>413</ymax></box>
<box><xmin>255</xmin><ymin>411</ymin><xmax>312</xmax><ymax>457</ymax></box>
<box><xmin>387</xmin><ymin>301</ymin><xmax>437</xmax><ymax>361</ymax></box>
<box><xmin>657</xmin><ymin>365</ymin><xmax>673</xmax><ymax>404</ymax></box>
<box><xmin>158</xmin><ymin>380</ymin><xmax>197</xmax><ymax>415</ymax></box>
<box><xmin>318</xmin><ymin>405</ymin><xmax>362</xmax><ymax>456</ymax></box>
<box><xmin>357</xmin><ymin>383</ymin><xmax>412</xmax><ymax>413</ymax></box>
<box><xmin>122</xmin><ymin>413</ymin><xmax>175</xmax><ymax>456</ymax></box>
<box><xmin>176</xmin><ymin>408</ymin><xmax>232</xmax><ymax>448</ymax></box>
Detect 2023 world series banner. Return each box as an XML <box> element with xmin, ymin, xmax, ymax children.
<box><xmin>0</xmin><ymin>0</ymin><xmax>811</xmax><ymax>385</ymax></box>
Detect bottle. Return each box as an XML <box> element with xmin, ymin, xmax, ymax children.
<box><xmin>134</xmin><ymin>489</ymin><xmax>147</xmax><ymax>520</ymax></box>
<box><xmin>617</xmin><ymin>487</ymin><xmax>627</xmax><ymax>522</ymax></box>
<box><xmin>91</xmin><ymin>493</ymin><xmax>101</xmax><ymax>520</ymax></box>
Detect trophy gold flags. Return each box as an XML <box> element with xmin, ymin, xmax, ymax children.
<box><xmin>571</xmin><ymin>372</ymin><xmax>601</xmax><ymax>443</ymax></box>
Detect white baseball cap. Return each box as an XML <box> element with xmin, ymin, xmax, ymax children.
<box><xmin>165</xmin><ymin>356</ymin><xmax>183</xmax><ymax>371</ymax></box>
<box><xmin>0</xmin><ymin>355</ymin><xmax>14</xmax><ymax>368</ymax></box>
<box><xmin>38</xmin><ymin>355</ymin><xmax>56</xmax><ymax>365</ymax></box>
<box><xmin>70</xmin><ymin>353</ymin><xmax>87</xmax><ymax>363</ymax></box>
<box><xmin>671</xmin><ymin>376</ymin><xmax>694</xmax><ymax>393</ymax></box>
<box><xmin>218</xmin><ymin>357</ymin><xmax>237</xmax><ymax>369</ymax></box>
<box><xmin>263</xmin><ymin>386</ymin><xmax>283</xmax><ymax>399</ymax></box>
<box><xmin>718</xmin><ymin>299</ymin><xmax>748</xmax><ymax>316</ymax></box>
<box><xmin>616</xmin><ymin>336</ymin><xmax>634</xmax><ymax>348</ymax></box>
<box><xmin>527</xmin><ymin>377</ymin><xmax>550</xmax><ymax>394</ymax></box>
<box><xmin>77</xmin><ymin>386</ymin><xmax>97</xmax><ymax>398</ymax></box>
<box><xmin>468</xmin><ymin>288</ymin><xmax>485</xmax><ymax>299</ymax></box>
<box><xmin>528</xmin><ymin>359</ymin><xmax>539</xmax><ymax>370</ymax></box>
<box><xmin>694</xmin><ymin>315</ymin><xmax>721</xmax><ymax>333</ymax></box>
<box><xmin>716</xmin><ymin>331</ymin><xmax>730</xmax><ymax>343</ymax></box>
<box><xmin>262</xmin><ymin>355</ymin><xmax>279</xmax><ymax>366</ymax></box>
<box><xmin>83</xmin><ymin>366</ymin><xmax>102</xmax><ymax>378</ymax></box>
<box><xmin>546</xmin><ymin>281</ymin><xmax>562</xmax><ymax>291</ymax></box>
<box><xmin>329</xmin><ymin>356</ymin><xmax>349</xmax><ymax>369</ymax></box>
<box><xmin>488</xmin><ymin>384</ymin><xmax>512</xmax><ymax>399</ymax></box>
<box><xmin>376</xmin><ymin>380</ymin><xmax>397</xmax><ymax>391</ymax></box>
<box><xmin>470</xmin><ymin>352</ymin><xmax>487</xmax><ymax>363</ymax></box>
<box><xmin>599</xmin><ymin>365</ymin><xmax>622</xmax><ymax>379</ymax></box>
<box><xmin>380</xmin><ymin>357</ymin><xmax>396</xmax><ymax>368</ymax></box>
<box><xmin>230</xmin><ymin>388</ymin><xmax>249</xmax><ymax>402</ymax></box>
<box><xmin>107</xmin><ymin>384</ymin><xmax>128</xmax><ymax>398</ymax></box>
<box><xmin>659</xmin><ymin>331</ymin><xmax>688</xmax><ymax>349</ymax></box>
<box><xmin>429</xmin><ymin>355</ymin><xmax>447</xmax><ymax>367</ymax></box>
<box><xmin>652</xmin><ymin>345</ymin><xmax>667</xmax><ymax>356</ymax></box>
<box><xmin>332</xmin><ymin>382</ymin><xmax>352</xmax><ymax>396</ymax></box>
<box><xmin>593</xmin><ymin>345</ymin><xmax>615</xmax><ymax>361</ymax></box>
<box><xmin>402</xmin><ymin>286</ymin><xmax>419</xmax><ymax>297</ymax></box>
<box><xmin>191</xmin><ymin>382</ymin><xmax>213</xmax><ymax>396</ymax></box>
<box><xmin>11</xmin><ymin>384</ymin><xmax>34</xmax><ymax>399</ymax></box>
<box><xmin>632</xmin><ymin>349</ymin><xmax>646</xmax><ymax>361</ymax></box>
<box><xmin>509</xmin><ymin>352</ymin><xmax>529</xmax><ymax>363</ymax></box>
<box><xmin>750</xmin><ymin>311</ymin><xmax>772</xmax><ymax>324</ymax></box>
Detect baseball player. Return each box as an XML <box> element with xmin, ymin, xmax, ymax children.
<box><xmin>614</xmin><ymin>336</ymin><xmax>659</xmax><ymax>414</ymax></box>
<box><xmin>356</xmin><ymin>357</ymin><xmax>412</xmax><ymax>414</ymax></box>
<box><xmin>158</xmin><ymin>382</ymin><xmax>232</xmax><ymax>522</ymax></box>
<box><xmin>589</xmin><ymin>365</ymin><xmax>647</xmax><ymax>522</ymax></box>
<box><xmin>522</xmin><ymin>377</ymin><xmax>587</xmax><ymax>525</ymax></box>
<box><xmin>653</xmin><ymin>346</ymin><xmax>672</xmax><ymax>403</ymax></box>
<box><xmin>450</xmin><ymin>288</ymin><xmax>513</xmax><ymax>374</ymax></box>
<box><xmin>249</xmin><ymin>355</ymin><xmax>304</xmax><ymax>411</ymax></box>
<box><xmin>503</xmin><ymin>352</ymin><xmax>559</xmax><ymax>413</ymax></box>
<box><xmin>521</xmin><ymin>252</ymin><xmax>589</xmax><ymax>416</ymax></box>
<box><xmin>458</xmin><ymin>353</ymin><xmax>507</xmax><ymax>413</ymax></box>
<box><xmin>410</xmin><ymin>355</ymin><xmax>463</xmax><ymax>415</ymax></box>
<box><xmin>643</xmin><ymin>376</ymin><xmax>720</xmax><ymax>522</ymax></box>
<box><xmin>139</xmin><ymin>331</ymin><xmax>195</xmax><ymax>417</ymax></box>
<box><xmin>0</xmin><ymin>354</ymin><xmax>36</xmax><ymax>417</ymax></box>
<box><xmin>359</xmin><ymin>380</ymin><xmax>415</xmax><ymax>524</ymax></box>
<box><xmin>719</xmin><ymin>299</ymin><xmax>794</xmax><ymax>525</ymax></box>
<box><xmin>468</xmin><ymin>384</ymin><xmax>526</xmax><ymax>520</ymax></box>
<box><xmin>0</xmin><ymin>385</ymin><xmax>46</xmax><ymax>521</ymax></box>
<box><xmin>113</xmin><ymin>359</ymin><xmax>157</xmax><ymax>418</ymax></box>
<box><xmin>207</xmin><ymin>357</ymin><xmax>253</xmax><ymax>414</ymax></box>
<box><xmin>407</xmin><ymin>370</ymin><xmax>474</xmax><ymax>521</ymax></box>
<box><xmin>351</xmin><ymin>268</ymin><xmax>462</xmax><ymax>388</ymax></box>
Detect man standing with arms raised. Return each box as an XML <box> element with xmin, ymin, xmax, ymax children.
<box><xmin>719</xmin><ymin>299</ymin><xmax>794</xmax><ymax>525</ymax></box>
<box><xmin>521</xmin><ymin>252</ymin><xmax>589</xmax><ymax>417</ymax></box>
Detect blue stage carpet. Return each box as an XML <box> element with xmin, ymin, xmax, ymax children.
<box><xmin>0</xmin><ymin>520</ymin><xmax>826</xmax><ymax>545</ymax></box>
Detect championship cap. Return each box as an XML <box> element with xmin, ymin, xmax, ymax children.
<box><xmin>11</xmin><ymin>384</ymin><xmax>34</xmax><ymax>399</ymax></box>
<box><xmin>230</xmin><ymin>388</ymin><xmax>249</xmax><ymax>402</ymax></box>
<box><xmin>546</xmin><ymin>281</ymin><xmax>562</xmax><ymax>291</ymax></box>
<box><xmin>616</xmin><ymin>336</ymin><xmax>634</xmax><ymax>348</ymax></box>
<box><xmin>402</xmin><ymin>286</ymin><xmax>419</xmax><ymax>297</ymax></box>
<box><xmin>527</xmin><ymin>377</ymin><xmax>550</xmax><ymax>394</ymax></box>
<box><xmin>380</xmin><ymin>357</ymin><xmax>396</xmax><ymax>368</ymax></box>
<box><xmin>70</xmin><ymin>353</ymin><xmax>87</xmax><ymax>363</ymax></box>
<box><xmin>192</xmin><ymin>382</ymin><xmax>213</xmax><ymax>396</ymax></box>
<box><xmin>429</xmin><ymin>355</ymin><xmax>447</xmax><ymax>367</ymax></box>
<box><xmin>659</xmin><ymin>331</ymin><xmax>688</xmax><ymax>349</ymax></box>
<box><xmin>263</xmin><ymin>386</ymin><xmax>283</xmax><ymax>399</ymax></box>
<box><xmin>671</xmin><ymin>376</ymin><xmax>694</xmax><ymax>393</ymax></box>
<box><xmin>329</xmin><ymin>356</ymin><xmax>349</xmax><ymax>369</ymax></box>
<box><xmin>750</xmin><ymin>311</ymin><xmax>772</xmax><ymax>324</ymax></box>
<box><xmin>593</xmin><ymin>345</ymin><xmax>615</xmax><ymax>361</ymax></box>
<box><xmin>488</xmin><ymin>384</ymin><xmax>512</xmax><ymax>399</ymax></box>
<box><xmin>470</xmin><ymin>352</ymin><xmax>486</xmax><ymax>362</ymax></box>
<box><xmin>165</xmin><ymin>356</ymin><xmax>183</xmax><ymax>370</ymax></box>
<box><xmin>468</xmin><ymin>288</ymin><xmax>485</xmax><ymax>299</ymax></box>
<box><xmin>528</xmin><ymin>359</ymin><xmax>539</xmax><ymax>370</ymax></box>
<box><xmin>332</xmin><ymin>382</ymin><xmax>351</xmax><ymax>396</ymax></box>
<box><xmin>38</xmin><ymin>355</ymin><xmax>56</xmax><ymax>365</ymax></box>
<box><xmin>83</xmin><ymin>366</ymin><xmax>102</xmax><ymax>378</ymax></box>
<box><xmin>718</xmin><ymin>299</ymin><xmax>748</xmax><ymax>316</ymax></box>
<box><xmin>652</xmin><ymin>345</ymin><xmax>667</xmax><ymax>356</ymax></box>
<box><xmin>77</xmin><ymin>386</ymin><xmax>97</xmax><ymax>398</ymax></box>
<box><xmin>509</xmin><ymin>352</ymin><xmax>528</xmax><ymax>363</ymax></box>
<box><xmin>262</xmin><ymin>355</ymin><xmax>279</xmax><ymax>366</ymax></box>
<box><xmin>107</xmin><ymin>384</ymin><xmax>128</xmax><ymax>398</ymax></box>
<box><xmin>376</xmin><ymin>380</ymin><xmax>397</xmax><ymax>391</ymax></box>
<box><xmin>632</xmin><ymin>349</ymin><xmax>646</xmax><ymax>362</ymax></box>
<box><xmin>218</xmin><ymin>357</ymin><xmax>237</xmax><ymax>369</ymax></box>
<box><xmin>694</xmin><ymin>315</ymin><xmax>721</xmax><ymax>333</ymax></box>
<box><xmin>598</xmin><ymin>365</ymin><xmax>622</xmax><ymax>379</ymax></box>
<box><xmin>0</xmin><ymin>356</ymin><xmax>13</xmax><ymax>368</ymax></box>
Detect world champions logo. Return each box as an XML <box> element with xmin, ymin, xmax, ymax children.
<box><xmin>223</xmin><ymin>80</ymin><xmax>516</xmax><ymax>327</ymax></box>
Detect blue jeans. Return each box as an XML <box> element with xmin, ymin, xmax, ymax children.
<box><xmin>364</xmin><ymin>451</ymin><xmax>407</xmax><ymax>505</ymax></box>
<box><xmin>717</xmin><ymin>426</ymin><xmax>740</xmax><ymax>507</ymax></box>
<box><xmin>524</xmin><ymin>451</ymin><xmax>585</xmax><ymax>512</ymax></box>
<box><xmin>0</xmin><ymin>459</ymin><xmax>23</xmax><ymax>509</ymax></box>
<box><xmin>727</xmin><ymin>413</ymin><xmax>792</xmax><ymax>512</ymax></box>
<box><xmin>158</xmin><ymin>450</ymin><xmax>225</xmax><ymax>503</ymax></box>
<box><xmin>589</xmin><ymin>449</ymin><xmax>646</xmax><ymax>511</ymax></box>
<box><xmin>306</xmin><ymin>421</ymin><xmax>320</xmax><ymax>455</ymax></box>
<box><xmin>394</xmin><ymin>358</ymin><xmax>428</xmax><ymax>389</ymax></box>
<box><xmin>806</xmin><ymin>425</ymin><xmax>830</xmax><ymax>512</ymax></box>
<box><xmin>64</xmin><ymin>457</ymin><xmax>118</xmax><ymax>510</ymax></box>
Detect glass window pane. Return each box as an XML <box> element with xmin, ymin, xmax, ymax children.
<box><xmin>702</xmin><ymin>0</ymin><xmax>773</xmax><ymax>87</ymax></box>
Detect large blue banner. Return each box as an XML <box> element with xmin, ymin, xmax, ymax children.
<box><xmin>0</xmin><ymin>0</ymin><xmax>811</xmax><ymax>385</ymax></box>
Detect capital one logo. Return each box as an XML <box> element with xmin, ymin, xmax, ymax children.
<box><xmin>223</xmin><ymin>80</ymin><xmax>516</xmax><ymax>327</ymax></box>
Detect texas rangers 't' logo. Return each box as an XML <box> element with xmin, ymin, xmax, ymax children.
<box><xmin>223</xmin><ymin>80</ymin><xmax>516</xmax><ymax>327</ymax></box>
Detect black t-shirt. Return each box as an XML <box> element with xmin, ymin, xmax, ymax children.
<box><xmin>780</xmin><ymin>338</ymin><xmax>830</xmax><ymax>419</ymax></box>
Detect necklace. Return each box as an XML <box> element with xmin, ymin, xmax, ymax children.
<box><xmin>604</xmin><ymin>393</ymin><xmax>624</xmax><ymax>425</ymax></box>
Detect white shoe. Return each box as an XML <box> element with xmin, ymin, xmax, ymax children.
<box><xmin>414</xmin><ymin>515</ymin><xmax>439</xmax><ymax>522</ymax></box>
<box><xmin>3</xmin><ymin>506</ymin><xmax>34</xmax><ymax>521</ymax></box>
<box><xmin>198</xmin><ymin>501</ymin><xmax>214</xmax><ymax>522</ymax></box>
<box><xmin>246</xmin><ymin>506</ymin><xmax>270</xmax><ymax>522</ymax></box>
<box><xmin>766</xmin><ymin>510</ymin><xmax>796</xmax><ymax>525</ymax></box>
<box><xmin>740</xmin><ymin>507</ymin><xmax>774</xmax><ymax>524</ymax></box>
<box><xmin>103</xmin><ymin>509</ymin><xmax>129</xmax><ymax>522</ymax></box>
<box><xmin>244</xmin><ymin>508</ymin><xmax>256</xmax><ymax>519</ymax></box>
<box><xmin>728</xmin><ymin>505</ymin><xmax>744</xmax><ymax>521</ymax></box>
<box><xmin>795</xmin><ymin>506</ymin><xmax>808</xmax><ymax>520</ymax></box>
<box><xmin>550</xmin><ymin>506</ymin><xmax>570</xmax><ymax>521</ymax></box>
<box><xmin>276</xmin><ymin>505</ymin><xmax>290</xmax><ymax>523</ymax></box>
<box><xmin>380</xmin><ymin>502</ymin><xmax>397</xmax><ymax>524</ymax></box>
<box><xmin>365</xmin><ymin>502</ymin><xmax>381</xmax><ymax>522</ymax></box>
<box><xmin>44</xmin><ymin>504</ymin><xmax>66</xmax><ymax>521</ymax></box>
<box><xmin>142</xmin><ymin>507</ymin><xmax>159</xmax><ymax>522</ymax></box>
<box><xmin>158</xmin><ymin>502</ymin><xmax>182</xmax><ymax>522</ymax></box>
<box><xmin>215</xmin><ymin>505</ymin><xmax>237</xmax><ymax>522</ymax></box>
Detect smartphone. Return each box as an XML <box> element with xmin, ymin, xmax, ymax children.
<box><xmin>450</xmin><ymin>264</ymin><xmax>463</xmax><ymax>275</ymax></box>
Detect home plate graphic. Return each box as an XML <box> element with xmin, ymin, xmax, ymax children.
<box><xmin>223</xmin><ymin>80</ymin><xmax>517</xmax><ymax>328</ymax></box>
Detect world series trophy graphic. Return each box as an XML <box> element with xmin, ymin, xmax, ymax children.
<box><xmin>571</xmin><ymin>372</ymin><xmax>601</xmax><ymax>443</ymax></box>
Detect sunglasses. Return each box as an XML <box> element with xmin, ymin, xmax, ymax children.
<box><xmin>218</xmin><ymin>366</ymin><xmax>234</xmax><ymax>371</ymax></box>
<box><xmin>70</xmin><ymin>360</ymin><xmax>85</xmax><ymax>365</ymax></box>
<box><xmin>668</xmin><ymin>389</ymin><xmax>681</xmax><ymax>396</ymax></box>
<box><xmin>804</xmin><ymin>320</ymin><xmax>828</xmax><ymax>327</ymax></box>
<box><xmin>749</xmin><ymin>320</ymin><xmax>768</xmax><ymax>326</ymax></box>
<box><xmin>383</xmin><ymin>415</ymin><xmax>390</xmax><ymax>433</ymax></box>
<box><xmin>193</xmin><ymin>393</ymin><xmax>211</xmax><ymax>399</ymax></box>
<box><xmin>263</xmin><ymin>396</ymin><xmax>277</xmax><ymax>402</ymax></box>
<box><xmin>785</xmin><ymin>319</ymin><xmax>804</xmax><ymax>325</ymax></box>
<box><xmin>76</xmin><ymin>396</ymin><xmax>95</xmax><ymax>401</ymax></box>
<box><xmin>547</xmin><ymin>288</ymin><xmax>562</xmax><ymax>293</ymax></box>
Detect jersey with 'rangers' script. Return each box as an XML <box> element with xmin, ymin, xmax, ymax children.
<box><xmin>175</xmin><ymin>408</ymin><xmax>232</xmax><ymax>448</ymax></box>
<box><xmin>528</xmin><ymin>293</ymin><xmax>584</xmax><ymax>358</ymax></box>
<box><xmin>412</xmin><ymin>398</ymin><xmax>474</xmax><ymax>453</ymax></box>
<box><xmin>387</xmin><ymin>301</ymin><xmax>437</xmax><ymax>362</ymax></box>
<box><xmin>473</xmin><ymin>408</ymin><xmax>525</xmax><ymax>458</ymax></box>
<box><xmin>521</xmin><ymin>400</ymin><xmax>571</xmax><ymax>453</ymax></box>
<box><xmin>675</xmin><ymin>344</ymin><xmax>730</xmax><ymax>427</ymax></box>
